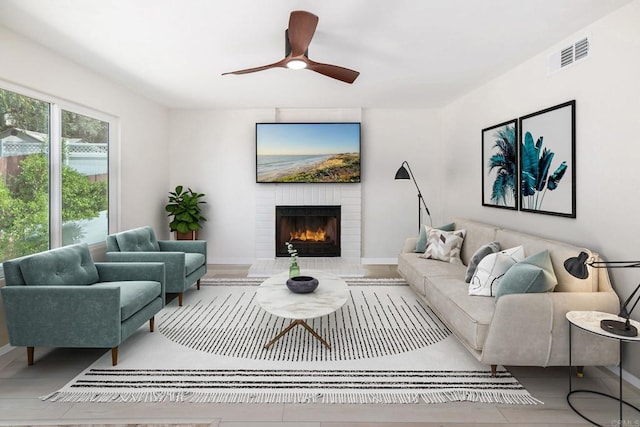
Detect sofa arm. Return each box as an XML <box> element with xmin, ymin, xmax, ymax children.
<box><xmin>1</xmin><ymin>285</ymin><xmax>122</xmax><ymax>347</ymax></box>
<box><xmin>106</xmin><ymin>251</ymin><xmax>184</xmax><ymax>292</ymax></box>
<box><xmin>158</xmin><ymin>240</ymin><xmax>207</xmax><ymax>256</ymax></box>
<box><xmin>401</xmin><ymin>237</ymin><xmax>417</xmax><ymax>254</ymax></box>
<box><xmin>480</xmin><ymin>291</ymin><xmax>620</xmax><ymax>367</ymax></box>
<box><xmin>95</xmin><ymin>262</ymin><xmax>165</xmax><ymax>297</ymax></box>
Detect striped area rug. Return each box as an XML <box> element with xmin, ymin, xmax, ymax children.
<box><xmin>42</xmin><ymin>279</ymin><xmax>541</xmax><ymax>405</ymax></box>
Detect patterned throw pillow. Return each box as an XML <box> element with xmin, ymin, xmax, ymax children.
<box><xmin>468</xmin><ymin>246</ymin><xmax>525</xmax><ymax>296</ymax></box>
<box><xmin>464</xmin><ymin>241</ymin><xmax>501</xmax><ymax>283</ymax></box>
<box><xmin>414</xmin><ymin>223</ymin><xmax>455</xmax><ymax>253</ymax></box>
<box><xmin>420</xmin><ymin>229</ymin><xmax>467</xmax><ymax>265</ymax></box>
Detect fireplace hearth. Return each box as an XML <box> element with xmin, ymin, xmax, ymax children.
<box><xmin>276</xmin><ymin>206</ymin><xmax>341</xmax><ymax>257</ymax></box>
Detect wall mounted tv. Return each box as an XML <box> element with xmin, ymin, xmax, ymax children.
<box><xmin>256</xmin><ymin>122</ymin><xmax>361</xmax><ymax>183</ymax></box>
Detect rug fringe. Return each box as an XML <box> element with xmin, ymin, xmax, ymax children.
<box><xmin>41</xmin><ymin>390</ymin><xmax>542</xmax><ymax>405</ymax></box>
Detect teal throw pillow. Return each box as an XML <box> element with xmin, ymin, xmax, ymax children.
<box><xmin>494</xmin><ymin>250</ymin><xmax>558</xmax><ymax>301</ymax></box>
<box><xmin>464</xmin><ymin>241</ymin><xmax>500</xmax><ymax>283</ymax></box>
<box><xmin>414</xmin><ymin>222</ymin><xmax>455</xmax><ymax>253</ymax></box>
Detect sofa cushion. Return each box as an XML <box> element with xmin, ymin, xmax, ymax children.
<box><xmin>115</xmin><ymin>227</ymin><xmax>160</xmax><ymax>252</ymax></box>
<box><xmin>425</xmin><ymin>276</ymin><xmax>495</xmax><ymax>351</ymax></box>
<box><xmin>421</xmin><ymin>229</ymin><xmax>466</xmax><ymax>265</ymax></box>
<box><xmin>415</xmin><ymin>223</ymin><xmax>455</xmax><ymax>253</ymax></box>
<box><xmin>464</xmin><ymin>241</ymin><xmax>500</xmax><ymax>283</ymax></box>
<box><xmin>495</xmin><ymin>250</ymin><xmax>558</xmax><ymax>301</ymax></box>
<box><xmin>93</xmin><ymin>281</ymin><xmax>162</xmax><ymax>320</ymax></box>
<box><xmin>18</xmin><ymin>244</ymin><xmax>99</xmax><ymax>286</ymax></box>
<box><xmin>468</xmin><ymin>246</ymin><xmax>525</xmax><ymax>296</ymax></box>
<box><xmin>397</xmin><ymin>253</ymin><xmax>465</xmax><ymax>296</ymax></box>
<box><xmin>185</xmin><ymin>253</ymin><xmax>206</xmax><ymax>276</ymax></box>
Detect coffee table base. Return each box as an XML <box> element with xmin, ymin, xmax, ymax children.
<box><xmin>264</xmin><ymin>319</ymin><xmax>331</xmax><ymax>349</ymax></box>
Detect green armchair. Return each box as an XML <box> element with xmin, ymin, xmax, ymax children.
<box><xmin>106</xmin><ymin>226</ymin><xmax>206</xmax><ymax>306</ymax></box>
<box><xmin>1</xmin><ymin>243</ymin><xmax>165</xmax><ymax>366</ymax></box>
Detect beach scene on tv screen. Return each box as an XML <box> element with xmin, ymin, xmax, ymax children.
<box><xmin>257</xmin><ymin>123</ymin><xmax>360</xmax><ymax>183</ymax></box>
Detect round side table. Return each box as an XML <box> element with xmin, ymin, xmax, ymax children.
<box><xmin>566</xmin><ymin>311</ymin><xmax>640</xmax><ymax>426</ymax></box>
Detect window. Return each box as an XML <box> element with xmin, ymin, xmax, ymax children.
<box><xmin>0</xmin><ymin>86</ymin><xmax>114</xmax><ymax>270</ymax></box>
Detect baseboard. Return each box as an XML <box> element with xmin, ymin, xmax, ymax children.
<box><xmin>0</xmin><ymin>343</ymin><xmax>14</xmax><ymax>357</ymax></box>
<box><xmin>607</xmin><ymin>365</ymin><xmax>640</xmax><ymax>390</ymax></box>
<box><xmin>361</xmin><ymin>258</ymin><xmax>398</xmax><ymax>265</ymax></box>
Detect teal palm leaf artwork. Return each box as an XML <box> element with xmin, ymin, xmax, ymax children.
<box><xmin>487</xmin><ymin>124</ymin><xmax>517</xmax><ymax>206</ymax></box>
<box><xmin>521</xmin><ymin>131</ymin><xmax>568</xmax><ymax>210</ymax></box>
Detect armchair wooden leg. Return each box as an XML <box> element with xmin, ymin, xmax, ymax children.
<box><xmin>490</xmin><ymin>364</ymin><xmax>497</xmax><ymax>377</ymax></box>
<box><xmin>576</xmin><ymin>366</ymin><xmax>584</xmax><ymax>378</ymax></box>
<box><xmin>149</xmin><ymin>316</ymin><xmax>155</xmax><ymax>332</ymax></box>
<box><xmin>27</xmin><ymin>347</ymin><xmax>34</xmax><ymax>366</ymax></box>
<box><xmin>197</xmin><ymin>279</ymin><xmax>201</xmax><ymax>290</ymax></box>
<box><xmin>178</xmin><ymin>293</ymin><xmax>183</xmax><ymax>306</ymax></box>
<box><xmin>111</xmin><ymin>347</ymin><xmax>118</xmax><ymax>366</ymax></box>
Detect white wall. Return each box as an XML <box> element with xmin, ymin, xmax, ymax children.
<box><xmin>440</xmin><ymin>0</ymin><xmax>640</xmax><ymax>377</ymax></box>
<box><xmin>0</xmin><ymin>25</ymin><xmax>171</xmax><ymax>237</ymax></box>
<box><xmin>168</xmin><ymin>108</ymin><xmax>440</xmax><ymax>263</ymax></box>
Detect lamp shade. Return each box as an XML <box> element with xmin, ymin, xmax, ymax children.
<box><xmin>564</xmin><ymin>251</ymin><xmax>590</xmax><ymax>279</ymax></box>
<box><xmin>394</xmin><ymin>165</ymin><xmax>410</xmax><ymax>180</ymax></box>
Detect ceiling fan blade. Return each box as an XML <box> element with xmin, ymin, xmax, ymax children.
<box><xmin>288</xmin><ymin>10</ymin><xmax>318</xmax><ymax>57</ymax></box>
<box><xmin>306</xmin><ymin>60</ymin><xmax>360</xmax><ymax>84</ymax></box>
<box><xmin>222</xmin><ymin>59</ymin><xmax>287</xmax><ymax>76</ymax></box>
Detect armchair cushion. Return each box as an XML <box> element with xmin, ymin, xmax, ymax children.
<box><xmin>93</xmin><ymin>281</ymin><xmax>162</xmax><ymax>320</ymax></box>
<box><xmin>114</xmin><ymin>226</ymin><xmax>160</xmax><ymax>252</ymax></box>
<box><xmin>185</xmin><ymin>253</ymin><xmax>206</xmax><ymax>276</ymax></box>
<box><xmin>18</xmin><ymin>244</ymin><xmax>99</xmax><ymax>286</ymax></box>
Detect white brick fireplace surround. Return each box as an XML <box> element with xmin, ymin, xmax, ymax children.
<box><xmin>255</xmin><ymin>184</ymin><xmax>362</xmax><ymax>261</ymax></box>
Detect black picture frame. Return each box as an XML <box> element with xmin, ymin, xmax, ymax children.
<box><xmin>519</xmin><ymin>100</ymin><xmax>576</xmax><ymax>218</ymax></box>
<box><xmin>482</xmin><ymin>119</ymin><xmax>518</xmax><ymax>210</ymax></box>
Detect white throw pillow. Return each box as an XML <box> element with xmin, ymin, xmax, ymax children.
<box><xmin>420</xmin><ymin>228</ymin><xmax>467</xmax><ymax>265</ymax></box>
<box><xmin>468</xmin><ymin>246</ymin><xmax>525</xmax><ymax>296</ymax></box>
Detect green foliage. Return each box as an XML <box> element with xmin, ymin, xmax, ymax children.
<box><xmin>0</xmin><ymin>154</ymin><xmax>107</xmax><ymax>261</ymax></box>
<box><xmin>0</xmin><ymin>89</ymin><xmax>49</xmax><ymax>133</ymax></box>
<box><xmin>165</xmin><ymin>186</ymin><xmax>207</xmax><ymax>234</ymax></box>
<box><xmin>521</xmin><ymin>131</ymin><xmax>568</xmax><ymax>210</ymax></box>
<box><xmin>62</xmin><ymin>110</ymin><xmax>108</xmax><ymax>143</ymax></box>
<box><xmin>487</xmin><ymin>125</ymin><xmax>517</xmax><ymax>205</ymax></box>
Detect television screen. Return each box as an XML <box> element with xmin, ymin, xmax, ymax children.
<box><xmin>256</xmin><ymin>122</ymin><xmax>361</xmax><ymax>183</ymax></box>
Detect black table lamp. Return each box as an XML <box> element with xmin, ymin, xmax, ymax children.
<box><xmin>564</xmin><ymin>251</ymin><xmax>640</xmax><ymax>337</ymax></box>
<box><xmin>394</xmin><ymin>160</ymin><xmax>432</xmax><ymax>231</ymax></box>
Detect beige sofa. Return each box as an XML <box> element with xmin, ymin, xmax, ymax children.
<box><xmin>398</xmin><ymin>217</ymin><xmax>620</xmax><ymax>374</ymax></box>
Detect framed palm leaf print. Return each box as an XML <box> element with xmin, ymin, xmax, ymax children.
<box><xmin>519</xmin><ymin>100</ymin><xmax>576</xmax><ymax>218</ymax></box>
<box><xmin>482</xmin><ymin>119</ymin><xmax>518</xmax><ymax>210</ymax></box>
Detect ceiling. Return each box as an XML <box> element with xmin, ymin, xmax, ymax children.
<box><xmin>0</xmin><ymin>0</ymin><xmax>632</xmax><ymax>109</ymax></box>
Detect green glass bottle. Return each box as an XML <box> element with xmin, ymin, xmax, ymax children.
<box><xmin>289</xmin><ymin>260</ymin><xmax>300</xmax><ymax>278</ymax></box>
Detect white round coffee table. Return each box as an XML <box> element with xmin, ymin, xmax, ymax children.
<box><xmin>256</xmin><ymin>269</ymin><xmax>349</xmax><ymax>349</ymax></box>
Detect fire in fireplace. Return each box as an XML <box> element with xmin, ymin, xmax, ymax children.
<box><xmin>275</xmin><ymin>206</ymin><xmax>341</xmax><ymax>257</ymax></box>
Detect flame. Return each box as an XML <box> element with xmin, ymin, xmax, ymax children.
<box><xmin>290</xmin><ymin>227</ymin><xmax>326</xmax><ymax>242</ymax></box>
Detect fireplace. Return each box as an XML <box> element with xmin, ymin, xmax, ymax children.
<box><xmin>275</xmin><ymin>206</ymin><xmax>341</xmax><ymax>257</ymax></box>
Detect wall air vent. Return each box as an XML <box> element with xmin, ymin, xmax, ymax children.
<box><xmin>548</xmin><ymin>35</ymin><xmax>590</xmax><ymax>74</ymax></box>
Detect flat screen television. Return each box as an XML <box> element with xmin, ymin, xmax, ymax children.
<box><xmin>256</xmin><ymin>122</ymin><xmax>361</xmax><ymax>183</ymax></box>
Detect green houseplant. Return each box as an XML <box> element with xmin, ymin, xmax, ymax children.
<box><xmin>165</xmin><ymin>185</ymin><xmax>207</xmax><ymax>240</ymax></box>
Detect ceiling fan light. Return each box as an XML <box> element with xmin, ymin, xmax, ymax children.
<box><xmin>286</xmin><ymin>59</ymin><xmax>307</xmax><ymax>70</ymax></box>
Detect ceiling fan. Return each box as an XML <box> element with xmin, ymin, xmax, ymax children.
<box><xmin>222</xmin><ymin>10</ymin><xmax>360</xmax><ymax>84</ymax></box>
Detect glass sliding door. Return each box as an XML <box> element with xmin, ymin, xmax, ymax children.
<box><xmin>0</xmin><ymin>84</ymin><xmax>115</xmax><ymax>275</ymax></box>
<box><xmin>0</xmin><ymin>88</ymin><xmax>50</xmax><ymax>262</ymax></box>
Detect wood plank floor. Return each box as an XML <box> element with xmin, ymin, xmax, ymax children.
<box><xmin>1</xmin><ymin>265</ymin><xmax>639</xmax><ymax>426</ymax></box>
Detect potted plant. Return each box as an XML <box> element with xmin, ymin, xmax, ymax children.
<box><xmin>165</xmin><ymin>185</ymin><xmax>207</xmax><ymax>240</ymax></box>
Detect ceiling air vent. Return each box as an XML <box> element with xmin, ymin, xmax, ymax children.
<box><xmin>548</xmin><ymin>36</ymin><xmax>590</xmax><ymax>74</ymax></box>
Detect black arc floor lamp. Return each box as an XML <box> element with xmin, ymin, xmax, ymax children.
<box><xmin>564</xmin><ymin>251</ymin><xmax>640</xmax><ymax>337</ymax></box>
<box><xmin>394</xmin><ymin>161</ymin><xmax>432</xmax><ymax>231</ymax></box>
